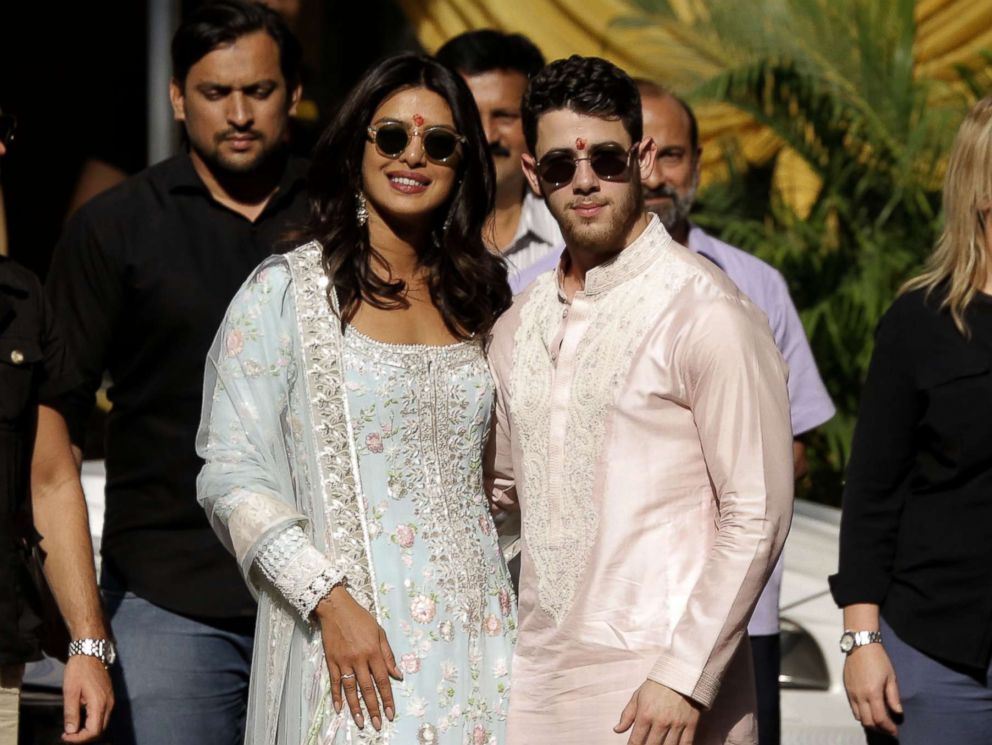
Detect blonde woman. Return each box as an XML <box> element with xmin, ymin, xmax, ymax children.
<box><xmin>829</xmin><ymin>96</ymin><xmax>992</xmax><ymax>745</ymax></box>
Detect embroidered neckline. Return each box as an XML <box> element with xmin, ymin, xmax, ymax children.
<box><xmin>556</xmin><ymin>215</ymin><xmax>672</xmax><ymax>298</ymax></box>
<box><xmin>344</xmin><ymin>323</ymin><xmax>474</xmax><ymax>352</ymax></box>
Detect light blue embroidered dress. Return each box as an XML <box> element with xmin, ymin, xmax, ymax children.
<box><xmin>196</xmin><ymin>244</ymin><xmax>515</xmax><ymax>745</ymax></box>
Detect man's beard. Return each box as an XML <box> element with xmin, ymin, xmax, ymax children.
<box><xmin>644</xmin><ymin>176</ymin><xmax>697</xmax><ymax>232</ymax></box>
<box><xmin>198</xmin><ymin>128</ymin><xmax>280</xmax><ymax>175</ymax></box>
<box><xmin>549</xmin><ymin>176</ymin><xmax>644</xmax><ymax>254</ymax></box>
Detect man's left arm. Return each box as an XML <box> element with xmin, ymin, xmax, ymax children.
<box><xmin>649</xmin><ymin>297</ymin><xmax>794</xmax><ymax>707</ymax></box>
<box><xmin>32</xmin><ymin>283</ymin><xmax>112</xmax><ymax>742</ymax></box>
<box><xmin>31</xmin><ymin>405</ymin><xmax>113</xmax><ymax>742</ymax></box>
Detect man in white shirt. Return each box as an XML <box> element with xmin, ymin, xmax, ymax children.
<box><xmin>437</xmin><ymin>30</ymin><xmax>562</xmax><ymax>292</ymax></box>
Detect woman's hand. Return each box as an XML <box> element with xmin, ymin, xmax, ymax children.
<box><xmin>315</xmin><ymin>586</ymin><xmax>403</xmax><ymax>731</ymax></box>
<box><xmin>843</xmin><ymin>643</ymin><xmax>902</xmax><ymax>737</ymax></box>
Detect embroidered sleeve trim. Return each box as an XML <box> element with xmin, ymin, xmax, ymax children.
<box><xmin>254</xmin><ymin>526</ymin><xmax>344</xmax><ymax>619</ymax></box>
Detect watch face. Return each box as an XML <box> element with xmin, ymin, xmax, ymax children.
<box><xmin>839</xmin><ymin>633</ymin><xmax>854</xmax><ymax>653</ymax></box>
<box><xmin>105</xmin><ymin>642</ymin><xmax>117</xmax><ymax>665</ymax></box>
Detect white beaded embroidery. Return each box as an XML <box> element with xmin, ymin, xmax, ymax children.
<box><xmin>510</xmin><ymin>231</ymin><xmax>694</xmax><ymax>624</ymax></box>
<box><xmin>255</xmin><ymin>526</ymin><xmax>344</xmax><ymax>618</ymax></box>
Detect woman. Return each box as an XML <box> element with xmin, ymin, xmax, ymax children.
<box><xmin>196</xmin><ymin>54</ymin><xmax>515</xmax><ymax>745</ymax></box>
<box><xmin>830</xmin><ymin>96</ymin><xmax>992</xmax><ymax>745</ymax></box>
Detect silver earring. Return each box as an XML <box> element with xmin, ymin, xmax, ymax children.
<box><xmin>441</xmin><ymin>181</ymin><xmax>460</xmax><ymax>236</ymax></box>
<box><xmin>356</xmin><ymin>191</ymin><xmax>368</xmax><ymax>227</ymax></box>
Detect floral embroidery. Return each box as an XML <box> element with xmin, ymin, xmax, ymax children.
<box><xmin>472</xmin><ymin>724</ymin><xmax>490</xmax><ymax>745</ymax></box>
<box><xmin>204</xmin><ymin>246</ymin><xmax>513</xmax><ymax>745</ymax></box>
<box><xmin>326</xmin><ymin>322</ymin><xmax>515</xmax><ymax>742</ymax></box>
<box><xmin>365</xmin><ymin>432</ymin><xmax>384</xmax><ymax>453</ymax></box>
<box><xmin>439</xmin><ymin>620</ymin><xmax>454</xmax><ymax>641</ymax></box>
<box><xmin>483</xmin><ymin>614</ymin><xmax>502</xmax><ymax>636</ymax></box>
<box><xmin>394</xmin><ymin>524</ymin><xmax>416</xmax><ymax>548</ymax></box>
<box><xmin>498</xmin><ymin>588</ymin><xmax>511</xmax><ymax>617</ymax></box>
<box><xmin>226</xmin><ymin>328</ymin><xmax>244</xmax><ymax>357</ymax></box>
<box><xmin>410</xmin><ymin>594</ymin><xmax>437</xmax><ymax>624</ymax></box>
<box><xmin>400</xmin><ymin>652</ymin><xmax>422</xmax><ymax>674</ymax></box>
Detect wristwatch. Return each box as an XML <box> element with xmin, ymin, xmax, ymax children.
<box><xmin>839</xmin><ymin>629</ymin><xmax>882</xmax><ymax>655</ymax></box>
<box><xmin>68</xmin><ymin>638</ymin><xmax>117</xmax><ymax>667</ymax></box>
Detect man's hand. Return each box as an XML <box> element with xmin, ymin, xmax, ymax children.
<box><xmin>614</xmin><ymin>679</ymin><xmax>701</xmax><ymax>745</ymax></box>
<box><xmin>62</xmin><ymin>655</ymin><xmax>113</xmax><ymax>743</ymax></box>
<box><xmin>843</xmin><ymin>644</ymin><xmax>902</xmax><ymax>737</ymax></box>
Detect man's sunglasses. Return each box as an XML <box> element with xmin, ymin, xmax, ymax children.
<box><xmin>367</xmin><ymin>121</ymin><xmax>466</xmax><ymax>165</ymax></box>
<box><xmin>0</xmin><ymin>113</ymin><xmax>16</xmax><ymax>148</ymax></box>
<box><xmin>535</xmin><ymin>143</ymin><xmax>638</xmax><ymax>187</ymax></box>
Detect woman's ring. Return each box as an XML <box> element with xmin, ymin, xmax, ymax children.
<box><xmin>340</xmin><ymin>673</ymin><xmax>356</xmax><ymax>680</ymax></box>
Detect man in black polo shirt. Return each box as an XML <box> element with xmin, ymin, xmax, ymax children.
<box><xmin>45</xmin><ymin>3</ymin><xmax>308</xmax><ymax>744</ymax></box>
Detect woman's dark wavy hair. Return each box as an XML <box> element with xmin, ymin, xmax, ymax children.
<box><xmin>301</xmin><ymin>53</ymin><xmax>511</xmax><ymax>339</ymax></box>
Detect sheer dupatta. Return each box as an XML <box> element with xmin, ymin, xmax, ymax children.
<box><xmin>196</xmin><ymin>243</ymin><xmax>378</xmax><ymax>745</ymax></box>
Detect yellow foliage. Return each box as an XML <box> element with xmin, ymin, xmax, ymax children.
<box><xmin>398</xmin><ymin>0</ymin><xmax>990</xmax><ymax>213</ymax></box>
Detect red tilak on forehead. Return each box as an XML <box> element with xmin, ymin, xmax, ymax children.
<box><xmin>576</xmin><ymin>137</ymin><xmax>586</xmax><ymax>151</ymax></box>
<box><xmin>413</xmin><ymin>113</ymin><xmax>425</xmax><ymax>127</ymax></box>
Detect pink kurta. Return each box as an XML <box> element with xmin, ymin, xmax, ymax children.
<box><xmin>485</xmin><ymin>218</ymin><xmax>794</xmax><ymax>744</ymax></box>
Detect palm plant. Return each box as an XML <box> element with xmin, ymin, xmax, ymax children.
<box><xmin>615</xmin><ymin>0</ymin><xmax>977</xmax><ymax>503</ymax></box>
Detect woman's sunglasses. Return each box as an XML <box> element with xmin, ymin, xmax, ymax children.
<box><xmin>367</xmin><ymin>120</ymin><xmax>466</xmax><ymax>165</ymax></box>
<box><xmin>535</xmin><ymin>143</ymin><xmax>638</xmax><ymax>188</ymax></box>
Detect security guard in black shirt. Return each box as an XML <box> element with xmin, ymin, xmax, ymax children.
<box><xmin>0</xmin><ymin>108</ymin><xmax>112</xmax><ymax>744</ymax></box>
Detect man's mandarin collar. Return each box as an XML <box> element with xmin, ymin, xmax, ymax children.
<box><xmin>556</xmin><ymin>215</ymin><xmax>672</xmax><ymax>299</ymax></box>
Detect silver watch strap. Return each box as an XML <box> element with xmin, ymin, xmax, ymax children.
<box><xmin>68</xmin><ymin>638</ymin><xmax>112</xmax><ymax>664</ymax></box>
<box><xmin>851</xmin><ymin>630</ymin><xmax>882</xmax><ymax>647</ymax></box>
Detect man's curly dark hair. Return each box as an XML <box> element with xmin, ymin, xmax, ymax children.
<box><xmin>521</xmin><ymin>55</ymin><xmax>642</xmax><ymax>155</ymax></box>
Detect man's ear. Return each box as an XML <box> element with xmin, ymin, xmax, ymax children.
<box><xmin>521</xmin><ymin>153</ymin><xmax>543</xmax><ymax>197</ymax></box>
<box><xmin>287</xmin><ymin>82</ymin><xmax>303</xmax><ymax>116</ymax></box>
<box><xmin>637</xmin><ymin>137</ymin><xmax>657</xmax><ymax>181</ymax></box>
<box><xmin>169</xmin><ymin>78</ymin><xmax>186</xmax><ymax>123</ymax></box>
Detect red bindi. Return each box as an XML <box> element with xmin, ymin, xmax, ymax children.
<box><xmin>413</xmin><ymin>113</ymin><xmax>425</xmax><ymax>127</ymax></box>
<box><xmin>576</xmin><ymin>137</ymin><xmax>586</xmax><ymax>151</ymax></box>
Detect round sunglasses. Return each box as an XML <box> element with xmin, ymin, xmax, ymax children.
<box><xmin>535</xmin><ymin>143</ymin><xmax>638</xmax><ymax>187</ymax></box>
<box><xmin>367</xmin><ymin>120</ymin><xmax>466</xmax><ymax>165</ymax></box>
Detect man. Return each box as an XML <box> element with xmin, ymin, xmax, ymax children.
<box><xmin>638</xmin><ymin>81</ymin><xmax>835</xmax><ymax>745</ymax></box>
<box><xmin>436</xmin><ymin>30</ymin><xmax>562</xmax><ymax>292</ymax></box>
<box><xmin>45</xmin><ymin>3</ymin><xmax>307</xmax><ymax>744</ymax></box>
<box><xmin>485</xmin><ymin>55</ymin><xmax>795</xmax><ymax>744</ymax></box>
<box><xmin>0</xmin><ymin>109</ymin><xmax>112</xmax><ymax>744</ymax></box>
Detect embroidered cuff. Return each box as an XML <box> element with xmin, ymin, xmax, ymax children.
<box><xmin>254</xmin><ymin>526</ymin><xmax>344</xmax><ymax>619</ymax></box>
<box><xmin>647</xmin><ymin>654</ymin><xmax>719</xmax><ymax>710</ymax></box>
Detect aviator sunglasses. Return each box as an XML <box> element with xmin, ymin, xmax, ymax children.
<box><xmin>535</xmin><ymin>142</ymin><xmax>638</xmax><ymax>188</ymax></box>
<box><xmin>367</xmin><ymin>120</ymin><xmax>466</xmax><ymax>165</ymax></box>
